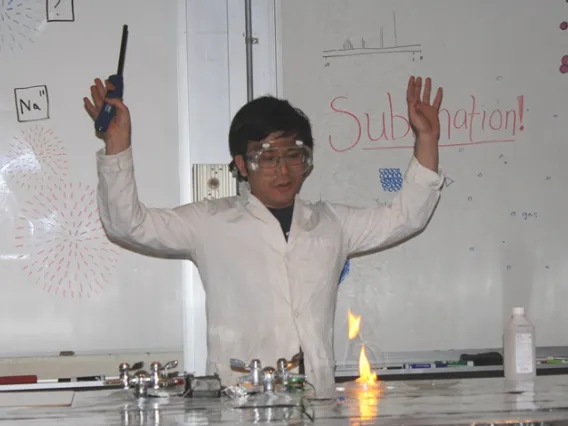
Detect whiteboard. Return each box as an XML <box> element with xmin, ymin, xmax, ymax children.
<box><xmin>278</xmin><ymin>0</ymin><xmax>568</xmax><ymax>368</ymax></box>
<box><xmin>0</xmin><ymin>0</ymin><xmax>185</xmax><ymax>356</ymax></box>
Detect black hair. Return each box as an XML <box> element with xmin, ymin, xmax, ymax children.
<box><xmin>228</xmin><ymin>96</ymin><xmax>314</xmax><ymax>181</ymax></box>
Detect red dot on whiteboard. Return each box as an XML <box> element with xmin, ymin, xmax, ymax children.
<box><xmin>560</xmin><ymin>64</ymin><xmax>568</xmax><ymax>74</ymax></box>
<box><xmin>563</xmin><ymin>55</ymin><xmax>568</xmax><ymax>65</ymax></box>
<box><xmin>561</xmin><ymin>21</ymin><xmax>568</xmax><ymax>30</ymax></box>
<box><xmin>519</xmin><ymin>125</ymin><xmax>525</xmax><ymax>131</ymax></box>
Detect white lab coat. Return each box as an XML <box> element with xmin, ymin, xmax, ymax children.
<box><xmin>96</xmin><ymin>147</ymin><xmax>444</xmax><ymax>398</ymax></box>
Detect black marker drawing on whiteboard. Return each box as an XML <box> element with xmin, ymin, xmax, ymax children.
<box><xmin>322</xmin><ymin>12</ymin><xmax>422</xmax><ymax>64</ymax></box>
<box><xmin>4</xmin><ymin>124</ymin><xmax>68</xmax><ymax>191</ymax></box>
<box><xmin>0</xmin><ymin>0</ymin><xmax>44</xmax><ymax>53</ymax></box>
<box><xmin>14</xmin><ymin>85</ymin><xmax>49</xmax><ymax>122</ymax></box>
<box><xmin>444</xmin><ymin>177</ymin><xmax>454</xmax><ymax>187</ymax></box>
<box><xmin>510</xmin><ymin>210</ymin><xmax>540</xmax><ymax>219</ymax></box>
<box><xmin>46</xmin><ymin>0</ymin><xmax>74</xmax><ymax>22</ymax></box>
<box><xmin>521</xmin><ymin>212</ymin><xmax>538</xmax><ymax>220</ymax></box>
<box><xmin>15</xmin><ymin>182</ymin><xmax>120</xmax><ymax>299</ymax></box>
<box><xmin>375</xmin><ymin>199</ymin><xmax>392</xmax><ymax>207</ymax></box>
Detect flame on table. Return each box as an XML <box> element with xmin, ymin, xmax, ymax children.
<box><xmin>347</xmin><ymin>309</ymin><xmax>380</xmax><ymax>420</ymax></box>
<box><xmin>347</xmin><ymin>309</ymin><xmax>378</xmax><ymax>385</ymax></box>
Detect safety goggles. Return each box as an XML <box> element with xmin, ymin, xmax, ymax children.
<box><xmin>245</xmin><ymin>140</ymin><xmax>313</xmax><ymax>175</ymax></box>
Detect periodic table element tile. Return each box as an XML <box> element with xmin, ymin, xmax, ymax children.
<box><xmin>46</xmin><ymin>0</ymin><xmax>75</xmax><ymax>22</ymax></box>
<box><xmin>14</xmin><ymin>85</ymin><xmax>50</xmax><ymax>122</ymax></box>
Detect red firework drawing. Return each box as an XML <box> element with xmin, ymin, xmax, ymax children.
<box><xmin>15</xmin><ymin>182</ymin><xmax>120</xmax><ymax>298</ymax></box>
<box><xmin>5</xmin><ymin>125</ymin><xmax>68</xmax><ymax>190</ymax></box>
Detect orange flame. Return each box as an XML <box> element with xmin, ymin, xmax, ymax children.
<box><xmin>347</xmin><ymin>309</ymin><xmax>378</xmax><ymax>385</ymax></box>
<box><xmin>356</xmin><ymin>344</ymin><xmax>378</xmax><ymax>384</ymax></box>
<box><xmin>347</xmin><ymin>309</ymin><xmax>380</xmax><ymax>421</ymax></box>
<box><xmin>347</xmin><ymin>309</ymin><xmax>361</xmax><ymax>340</ymax></box>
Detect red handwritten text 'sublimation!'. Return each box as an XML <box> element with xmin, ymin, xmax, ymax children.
<box><xmin>327</xmin><ymin>93</ymin><xmax>525</xmax><ymax>152</ymax></box>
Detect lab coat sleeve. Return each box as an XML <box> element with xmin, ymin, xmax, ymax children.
<box><xmin>334</xmin><ymin>155</ymin><xmax>444</xmax><ymax>256</ymax></box>
<box><xmin>96</xmin><ymin>147</ymin><xmax>204</xmax><ymax>260</ymax></box>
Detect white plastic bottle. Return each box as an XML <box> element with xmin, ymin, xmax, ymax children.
<box><xmin>503</xmin><ymin>307</ymin><xmax>536</xmax><ymax>380</ymax></box>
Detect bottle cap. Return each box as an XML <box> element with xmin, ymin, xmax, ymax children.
<box><xmin>513</xmin><ymin>307</ymin><xmax>525</xmax><ymax>315</ymax></box>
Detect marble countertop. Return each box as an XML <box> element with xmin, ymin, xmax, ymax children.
<box><xmin>2</xmin><ymin>375</ymin><xmax>568</xmax><ymax>425</ymax></box>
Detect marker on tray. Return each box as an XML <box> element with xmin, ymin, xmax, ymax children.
<box><xmin>404</xmin><ymin>361</ymin><xmax>474</xmax><ymax>369</ymax></box>
<box><xmin>95</xmin><ymin>24</ymin><xmax>129</xmax><ymax>133</ymax></box>
<box><xmin>434</xmin><ymin>360</ymin><xmax>474</xmax><ymax>367</ymax></box>
<box><xmin>404</xmin><ymin>363</ymin><xmax>435</xmax><ymax>369</ymax></box>
<box><xmin>538</xmin><ymin>359</ymin><xmax>568</xmax><ymax>364</ymax></box>
<box><xmin>0</xmin><ymin>375</ymin><xmax>38</xmax><ymax>385</ymax></box>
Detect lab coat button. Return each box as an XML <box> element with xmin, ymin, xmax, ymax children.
<box><xmin>294</xmin><ymin>310</ymin><xmax>300</xmax><ymax>317</ymax></box>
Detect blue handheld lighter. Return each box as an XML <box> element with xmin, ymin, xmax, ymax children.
<box><xmin>95</xmin><ymin>25</ymin><xmax>129</xmax><ymax>133</ymax></box>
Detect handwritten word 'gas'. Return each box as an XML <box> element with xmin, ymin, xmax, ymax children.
<box><xmin>521</xmin><ymin>212</ymin><xmax>538</xmax><ymax>220</ymax></box>
<box><xmin>328</xmin><ymin>94</ymin><xmax>525</xmax><ymax>152</ymax></box>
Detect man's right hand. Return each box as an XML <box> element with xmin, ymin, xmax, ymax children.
<box><xmin>84</xmin><ymin>78</ymin><xmax>132</xmax><ymax>155</ymax></box>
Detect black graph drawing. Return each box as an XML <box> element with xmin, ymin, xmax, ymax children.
<box><xmin>322</xmin><ymin>12</ymin><xmax>422</xmax><ymax>63</ymax></box>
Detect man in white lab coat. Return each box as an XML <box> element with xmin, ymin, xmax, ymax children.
<box><xmin>84</xmin><ymin>75</ymin><xmax>444</xmax><ymax>398</ymax></box>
